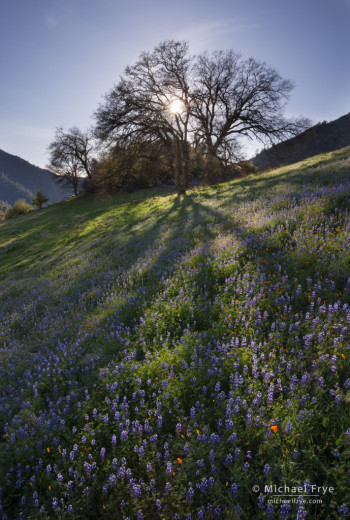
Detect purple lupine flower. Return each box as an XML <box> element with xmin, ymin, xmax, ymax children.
<box><xmin>298</xmin><ymin>410</ymin><xmax>306</xmax><ymax>424</ymax></box>
<box><xmin>230</xmin><ymin>482</ymin><xmax>239</xmax><ymax>497</ymax></box>
<box><xmin>257</xmin><ymin>494</ymin><xmax>265</xmax><ymax>509</ymax></box>
<box><xmin>279</xmin><ymin>502</ymin><xmax>291</xmax><ymax>518</ymax></box>
<box><xmin>187</xmin><ymin>487</ymin><xmax>194</xmax><ymax>503</ymax></box>
<box><xmin>52</xmin><ymin>497</ymin><xmax>59</xmax><ymax>511</ymax></box>
<box><xmin>331</xmin><ymin>355</ymin><xmax>338</xmax><ymax>373</ymax></box>
<box><xmin>267</xmin><ymin>383</ymin><xmax>274</xmax><ymax>406</ymax></box>
<box><xmin>225</xmin><ymin>454</ymin><xmax>233</xmax><ymax>466</ymax></box>
<box><xmin>266</xmin><ymin>503</ymin><xmax>274</xmax><ymax>519</ymax></box>
<box><xmin>332</xmin><ymin>449</ymin><xmax>340</xmax><ymax>458</ymax></box>
<box><xmin>296</xmin><ymin>504</ymin><xmax>307</xmax><ymax>520</ymax></box>
<box><xmin>131</xmin><ymin>483</ymin><xmax>142</xmax><ymax>499</ymax></box>
<box><xmin>284</xmin><ymin>421</ymin><xmax>293</xmax><ymax>435</ymax></box>
<box><xmin>246</xmin><ymin>412</ymin><xmax>252</xmax><ymax>427</ymax></box>
<box><xmin>210</xmin><ymin>433</ymin><xmax>220</xmax><ymax>445</ymax></box>
<box><xmin>109</xmin><ymin>474</ymin><xmax>116</xmax><ymax>488</ymax></box>
<box><xmin>197</xmin><ymin>508</ymin><xmax>205</xmax><ymax>520</ymax></box>
<box><xmin>264</xmin><ymin>463</ymin><xmax>270</xmax><ymax>475</ymax></box>
<box><xmin>338</xmin><ymin>504</ymin><xmax>349</xmax><ymax>518</ymax></box>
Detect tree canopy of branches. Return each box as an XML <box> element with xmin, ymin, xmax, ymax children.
<box><xmin>94</xmin><ymin>40</ymin><xmax>310</xmax><ymax>195</ymax></box>
<box><xmin>48</xmin><ymin>127</ymin><xmax>94</xmax><ymax>196</ymax></box>
<box><xmin>91</xmin><ymin>140</ymin><xmax>172</xmax><ymax>195</ymax></box>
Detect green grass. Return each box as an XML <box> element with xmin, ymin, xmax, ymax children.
<box><xmin>1</xmin><ymin>147</ymin><xmax>348</xmax><ymax>283</ymax></box>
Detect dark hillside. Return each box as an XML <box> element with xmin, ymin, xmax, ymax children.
<box><xmin>0</xmin><ymin>148</ymin><xmax>65</xmax><ymax>205</ymax></box>
<box><xmin>253</xmin><ymin>112</ymin><xmax>350</xmax><ymax>169</ymax></box>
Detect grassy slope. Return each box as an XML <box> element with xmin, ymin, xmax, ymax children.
<box><xmin>0</xmin><ymin>147</ymin><xmax>350</xmax><ymax>519</ymax></box>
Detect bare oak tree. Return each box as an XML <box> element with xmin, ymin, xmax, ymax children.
<box><xmin>94</xmin><ymin>40</ymin><xmax>192</xmax><ymax>194</ymax></box>
<box><xmin>48</xmin><ymin>127</ymin><xmax>95</xmax><ymax>195</ymax></box>
<box><xmin>94</xmin><ymin>40</ymin><xmax>310</xmax><ymax>195</ymax></box>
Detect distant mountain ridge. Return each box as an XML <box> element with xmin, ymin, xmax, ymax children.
<box><xmin>252</xmin><ymin>112</ymin><xmax>350</xmax><ymax>169</ymax></box>
<box><xmin>0</xmin><ymin>148</ymin><xmax>65</xmax><ymax>206</ymax></box>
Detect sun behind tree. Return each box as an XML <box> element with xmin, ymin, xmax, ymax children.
<box><xmin>94</xmin><ymin>40</ymin><xmax>310</xmax><ymax>196</ymax></box>
<box><xmin>169</xmin><ymin>98</ymin><xmax>185</xmax><ymax>114</ymax></box>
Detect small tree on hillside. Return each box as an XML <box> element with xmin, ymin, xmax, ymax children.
<box><xmin>48</xmin><ymin>127</ymin><xmax>94</xmax><ymax>178</ymax></box>
<box><xmin>49</xmin><ymin>156</ymin><xmax>81</xmax><ymax>196</ymax></box>
<box><xmin>31</xmin><ymin>190</ymin><xmax>48</xmax><ymax>209</ymax></box>
<box><xmin>48</xmin><ymin>127</ymin><xmax>95</xmax><ymax>195</ymax></box>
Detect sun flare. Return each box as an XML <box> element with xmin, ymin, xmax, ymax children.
<box><xmin>169</xmin><ymin>98</ymin><xmax>185</xmax><ymax>114</ymax></box>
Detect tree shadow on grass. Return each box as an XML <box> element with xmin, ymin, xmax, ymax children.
<box><xmin>2</xmin><ymin>143</ymin><xmax>349</xmax><ymax>356</ymax></box>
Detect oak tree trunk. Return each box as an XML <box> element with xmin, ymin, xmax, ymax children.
<box><xmin>174</xmin><ymin>139</ymin><xmax>189</xmax><ymax>195</ymax></box>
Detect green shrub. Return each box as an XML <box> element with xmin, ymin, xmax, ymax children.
<box><xmin>31</xmin><ymin>190</ymin><xmax>48</xmax><ymax>209</ymax></box>
<box><xmin>4</xmin><ymin>199</ymin><xmax>32</xmax><ymax>220</ymax></box>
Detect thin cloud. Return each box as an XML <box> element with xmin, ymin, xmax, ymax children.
<box><xmin>175</xmin><ymin>19</ymin><xmax>261</xmax><ymax>52</ymax></box>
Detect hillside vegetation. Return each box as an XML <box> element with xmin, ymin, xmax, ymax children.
<box><xmin>0</xmin><ymin>147</ymin><xmax>350</xmax><ymax>519</ymax></box>
<box><xmin>253</xmin><ymin>112</ymin><xmax>350</xmax><ymax>170</ymax></box>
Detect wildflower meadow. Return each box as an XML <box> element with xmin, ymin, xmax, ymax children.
<box><xmin>0</xmin><ymin>147</ymin><xmax>350</xmax><ymax>519</ymax></box>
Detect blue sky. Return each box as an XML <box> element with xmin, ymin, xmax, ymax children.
<box><xmin>0</xmin><ymin>0</ymin><xmax>349</xmax><ymax>167</ymax></box>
